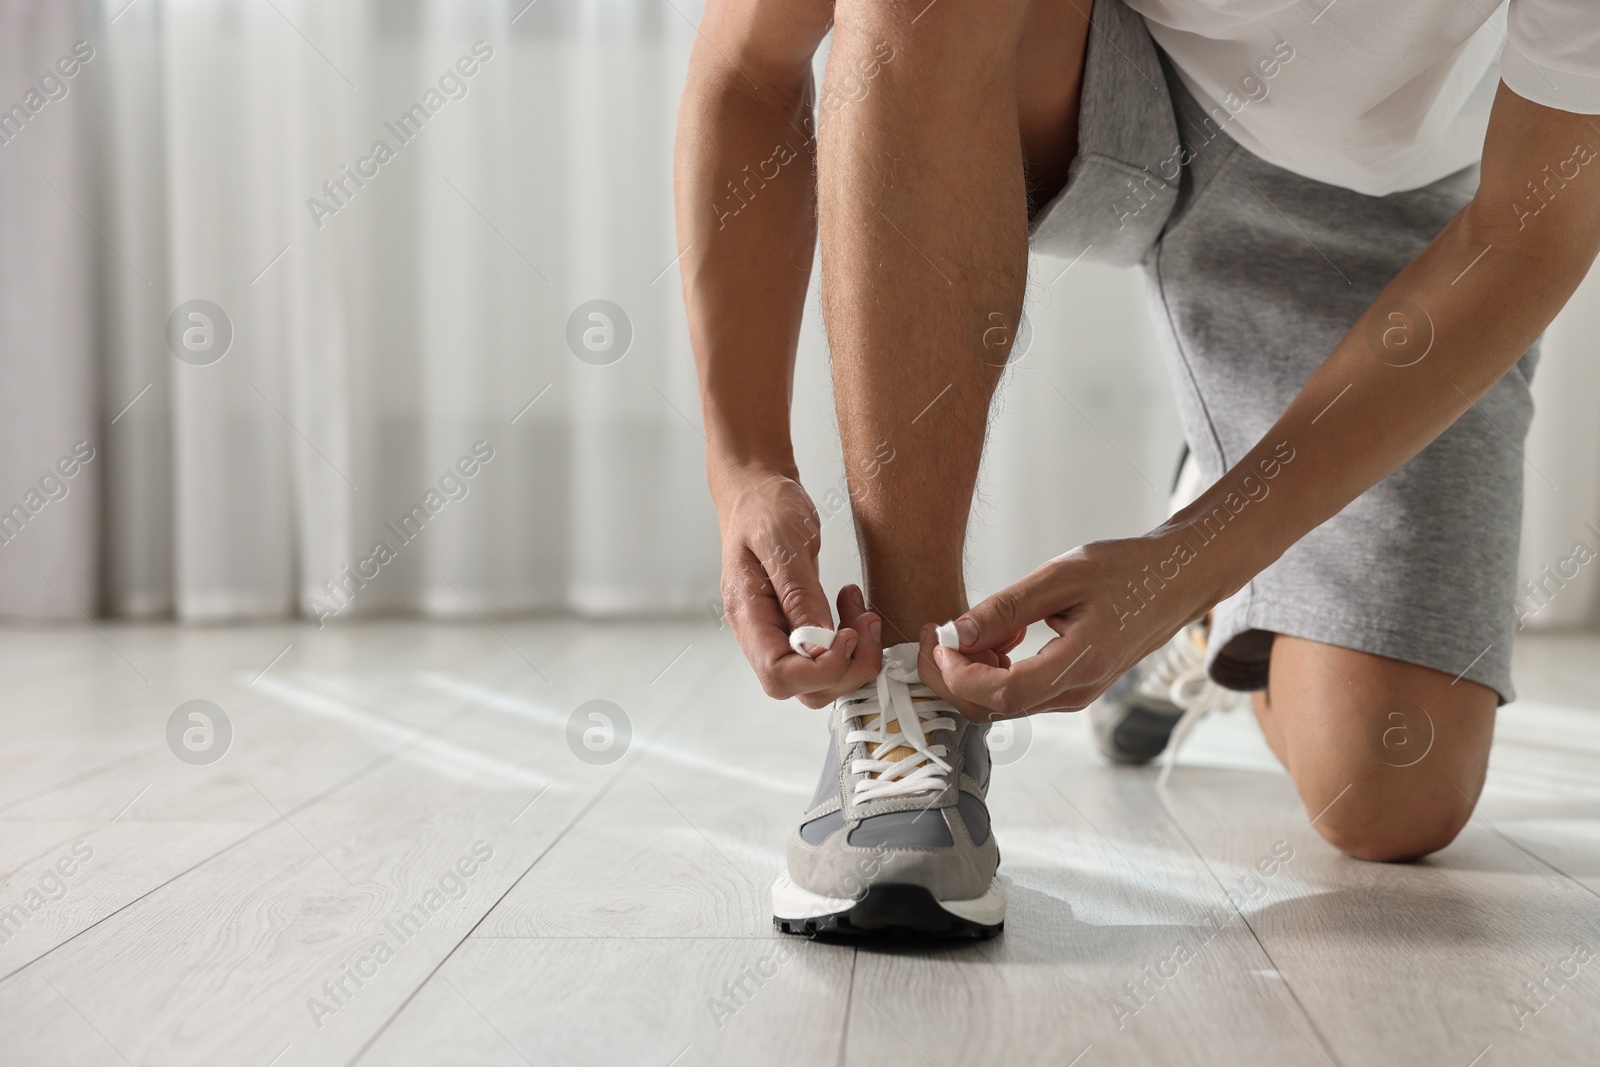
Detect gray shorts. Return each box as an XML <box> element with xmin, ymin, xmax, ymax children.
<box><xmin>1030</xmin><ymin>0</ymin><xmax>1535</xmax><ymax>702</ymax></box>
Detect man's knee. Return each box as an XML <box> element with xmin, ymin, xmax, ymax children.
<box><xmin>1266</xmin><ymin>637</ymin><xmax>1496</xmax><ymax>863</ymax></box>
<box><xmin>1310</xmin><ymin>787</ymin><xmax>1475</xmax><ymax>862</ymax></box>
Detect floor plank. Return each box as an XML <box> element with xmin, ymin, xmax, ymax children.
<box><xmin>359</xmin><ymin>938</ymin><xmax>855</xmax><ymax>1066</ymax></box>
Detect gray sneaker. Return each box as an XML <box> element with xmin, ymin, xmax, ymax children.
<box><xmin>1088</xmin><ymin>621</ymin><xmax>1242</xmax><ymax>775</ymax></box>
<box><xmin>1088</xmin><ymin>446</ymin><xmax>1243</xmax><ymax>774</ymax></box>
<box><xmin>772</xmin><ymin>643</ymin><xmax>1004</xmax><ymax>938</ymax></box>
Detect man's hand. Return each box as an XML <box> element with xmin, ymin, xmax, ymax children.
<box><xmin>921</xmin><ymin>533</ymin><xmax>1212</xmax><ymax>719</ymax></box>
<box><xmin>715</xmin><ymin>463</ymin><xmax>885</xmax><ymax>708</ymax></box>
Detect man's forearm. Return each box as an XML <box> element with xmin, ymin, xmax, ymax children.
<box><xmin>1166</xmin><ymin>86</ymin><xmax>1600</xmax><ymax>612</ymax></box>
<box><xmin>674</xmin><ymin>56</ymin><xmax>819</xmax><ymax>483</ymax></box>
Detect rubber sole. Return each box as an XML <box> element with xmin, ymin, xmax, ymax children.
<box><xmin>1090</xmin><ymin>692</ymin><xmax>1184</xmax><ymax>766</ymax></box>
<box><xmin>773</xmin><ymin>878</ymin><xmax>1004</xmax><ymax>940</ymax></box>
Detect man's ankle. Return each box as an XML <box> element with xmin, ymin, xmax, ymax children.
<box><xmin>871</xmin><ymin>607</ymin><xmax>966</xmax><ymax>649</ymax></box>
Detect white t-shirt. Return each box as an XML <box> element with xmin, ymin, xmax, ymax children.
<box><xmin>1125</xmin><ymin>0</ymin><xmax>1600</xmax><ymax>195</ymax></box>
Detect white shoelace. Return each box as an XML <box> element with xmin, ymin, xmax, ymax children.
<box><xmin>789</xmin><ymin>625</ymin><xmax>962</xmax><ymax>804</ymax></box>
<box><xmin>1147</xmin><ymin>624</ymin><xmax>1243</xmax><ymax>787</ymax></box>
<box><xmin>788</xmin><ymin>621</ymin><xmax>959</xmax><ymax>657</ymax></box>
<box><xmin>845</xmin><ymin>644</ymin><xmax>959</xmax><ymax>802</ymax></box>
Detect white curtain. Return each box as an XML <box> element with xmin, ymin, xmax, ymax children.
<box><xmin>0</xmin><ymin>0</ymin><xmax>1597</xmax><ymax>629</ymax></box>
<box><xmin>2</xmin><ymin>0</ymin><xmax>716</xmax><ymax>622</ymax></box>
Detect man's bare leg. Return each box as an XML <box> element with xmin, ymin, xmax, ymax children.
<box><xmin>819</xmin><ymin>0</ymin><xmax>1091</xmax><ymax>645</ymax></box>
<box><xmin>1251</xmin><ymin>637</ymin><xmax>1495</xmax><ymax>860</ymax></box>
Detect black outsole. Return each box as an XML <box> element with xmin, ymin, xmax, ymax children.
<box><xmin>774</xmin><ymin>883</ymin><xmax>1002</xmax><ymax>941</ymax></box>
<box><xmin>1106</xmin><ymin>702</ymin><xmax>1185</xmax><ymax>765</ymax></box>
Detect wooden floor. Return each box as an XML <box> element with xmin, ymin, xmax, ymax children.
<box><xmin>1</xmin><ymin>619</ymin><xmax>1597</xmax><ymax>1066</ymax></box>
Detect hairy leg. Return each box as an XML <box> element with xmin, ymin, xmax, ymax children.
<box><xmin>1251</xmin><ymin>636</ymin><xmax>1496</xmax><ymax>861</ymax></box>
<box><xmin>818</xmin><ymin>0</ymin><xmax>1091</xmax><ymax>644</ymax></box>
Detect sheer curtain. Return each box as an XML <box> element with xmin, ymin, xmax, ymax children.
<box><xmin>3</xmin><ymin>0</ymin><xmax>715</xmax><ymax>622</ymax></box>
<box><xmin>0</xmin><ymin>0</ymin><xmax>1596</xmax><ymax>629</ymax></box>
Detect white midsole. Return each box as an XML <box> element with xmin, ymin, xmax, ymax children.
<box><xmin>771</xmin><ymin>870</ymin><xmax>1006</xmax><ymax>926</ymax></box>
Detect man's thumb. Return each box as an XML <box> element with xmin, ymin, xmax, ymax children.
<box><xmin>771</xmin><ymin>554</ymin><xmax>835</xmax><ymax>639</ymax></box>
<box><xmin>953</xmin><ymin>583</ymin><xmax>1041</xmax><ymax>652</ymax></box>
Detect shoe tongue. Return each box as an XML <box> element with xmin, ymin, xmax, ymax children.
<box><xmin>882</xmin><ymin>642</ymin><xmax>922</xmax><ymax>683</ymax></box>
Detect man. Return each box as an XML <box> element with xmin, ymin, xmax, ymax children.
<box><xmin>674</xmin><ymin>0</ymin><xmax>1600</xmax><ymax>938</ymax></box>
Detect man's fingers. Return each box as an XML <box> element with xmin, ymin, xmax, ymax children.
<box><xmin>933</xmin><ymin>630</ymin><xmax>1100</xmax><ymax>717</ymax></box>
<box><xmin>993</xmin><ymin>627</ymin><xmax>1028</xmax><ymax>657</ymax></box>
<box><xmin>931</xmin><ymin>652</ymin><xmax>1016</xmax><ymax>714</ymax></box>
<box><xmin>833</xmin><ymin>584</ymin><xmax>884</xmax><ymax>693</ymax></box>
<box><xmin>735</xmin><ymin>603</ymin><xmax>857</xmax><ymax>700</ymax></box>
<box><xmin>785</xmin><ymin>584</ymin><xmax>885</xmax><ymax>701</ymax></box>
<box><xmin>770</xmin><ymin>626</ymin><xmax>860</xmax><ymax>694</ymax></box>
<box><xmin>952</xmin><ymin>566</ymin><xmax>1065</xmax><ymax>653</ymax></box>
<box><xmin>836</xmin><ymin>584</ymin><xmax>883</xmax><ymax>650</ymax></box>
<box><xmin>768</xmin><ymin>547</ymin><xmax>836</xmax><ymax>639</ymax></box>
<box><xmin>837</xmin><ymin>583</ymin><xmax>867</xmax><ymax>626</ymax></box>
<box><xmin>791</xmin><ymin>617</ymin><xmax>882</xmax><ymax>708</ymax></box>
<box><xmin>732</xmin><ymin>543</ymin><xmax>835</xmax><ymax>653</ymax></box>
<box><xmin>725</xmin><ymin>555</ymin><xmax>893</xmax><ymax>704</ymax></box>
<box><xmin>725</xmin><ymin>553</ymin><xmax>841</xmax><ymax>698</ymax></box>
<box><xmin>916</xmin><ymin>625</ymin><xmax>1009</xmax><ymax>721</ymax></box>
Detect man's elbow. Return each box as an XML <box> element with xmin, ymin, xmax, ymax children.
<box><xmin>1465</xmin><ymin>149</ymin><xmax>1600</xmax><ymax>276</ymax></box>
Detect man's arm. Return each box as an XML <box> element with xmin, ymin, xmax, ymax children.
<box><xmin>933</xmin><ymin>83</ymin><xmax>1600</xmax><ymax>716</ymax></box>
<box><xmin>676</xmin><ymin>0</ymin><xmax>826</xmax><ymax>471</ymax></box>
<box><xmin>675</xmin><ymin>0</ymin><xmax>887</xmax><ymax>703</ymax></box>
